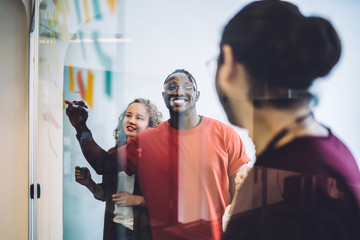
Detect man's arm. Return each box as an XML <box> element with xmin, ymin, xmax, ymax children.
<box><xmin>229</xmin><ymin>172</ymin><xmax>237</xmax><ymax>201</ymax></box>
<box><xmin>66</xmin><ymin>101</ymin><xmax>121</xmax><ymax>174</ymax></box>
<box><xmin>229</xmin><ymin>165</ymin><xmax>251</xmax><ymax>212</ymax></box>
<box><xmin>75</xmin><ymin>125</ymin><xmax>119</xmax><ymax>174</ymax></box>
<box><xmin>223</xmin><ymin>165</ymin><xmax>251</xmax><ymax>231</ymax></box>
<box><xmin>226</xmin><ymin>125</ymin><xmax>252</xmax><ymax>199</ymax></box>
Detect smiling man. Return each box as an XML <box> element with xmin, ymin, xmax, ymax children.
<box><xmin>66</xmin><ymin>69</ymin><xmax>250</xmax><ymax>240</ymax></box>
<box><xmin>163</xmin><ymin>69</ymin><xmax>200</xmax><ymax>130</ymax></box>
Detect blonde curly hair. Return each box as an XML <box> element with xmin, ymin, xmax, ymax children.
<box><xmin>113</xmin><ymin>98</ymin><xmax>163</xmax><ymax>146</ymax></box>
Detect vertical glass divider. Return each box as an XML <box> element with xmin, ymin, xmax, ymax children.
<box><xmin>29</xmin><ymin>0</ymin><xmax>39</xmax><ymax>239</ymax></box>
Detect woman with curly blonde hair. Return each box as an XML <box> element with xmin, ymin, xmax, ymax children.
<box><xmin>75</xmin><ymin>98</ymin><xmax>162</xmax><ymax>240</ymax></box>
<box><xmin>114</xmin><ymin>98</ymin><xmax>163</xmax><ymax>147</ymax></box>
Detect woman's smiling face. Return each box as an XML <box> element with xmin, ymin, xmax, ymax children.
<box><xmin>123</xmin><ymin>102</ymin><xmax>150</xmax><ymax>140</ymax></box>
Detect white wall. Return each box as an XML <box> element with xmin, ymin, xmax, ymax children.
<box><xmin>122</xmin><ymin>0</ymin><xmax>360</xmax><ymax>166</ymax></box>
<box><xmin>122</xmin><ymin>0</ymin><xmax>257</xmax><ymax>161</ymax></box>
<box><xmin>0</xmin><ymin>0</ymin><xmax>29</xmax><ymax>239</ymax></box>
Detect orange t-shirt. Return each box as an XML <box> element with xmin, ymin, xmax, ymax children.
<box><xmin>118</xmin><ymin>116</ymin><xmax>250</xmax><ymax>239</ymax></box>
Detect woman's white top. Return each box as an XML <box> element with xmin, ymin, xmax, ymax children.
<box><xmin>113</xmin><ymin>171</ymin><xmax>135</xmax><ymax>230</ymax></box>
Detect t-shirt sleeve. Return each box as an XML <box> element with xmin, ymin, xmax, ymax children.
<box><xmin>226</xmin><ymin>127</ymin><xmax>251</xmax><ymax>177</ymax></box>
<box><xmin>117</xmin><ymin>139</ymin><xmax>138</xmax><ymax>176</ymax></box>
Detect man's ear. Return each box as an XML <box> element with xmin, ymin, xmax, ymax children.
<box><xmin>195</xmin><ymin>91</ymin><xmax>200</xmax><ymax>102</ymax></box>
<box><xmin>162</xmin><ymin>92</ymin><xmax>165</xmax><ymax>100</ymax></box>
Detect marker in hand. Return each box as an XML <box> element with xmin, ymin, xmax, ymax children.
<box><xmin>65</xmin><ymin>100</ymin><xmax>90</xmax><ymax>112</ymax></box>
<box><xmin>76</xmin><ymin>166</ymin><xmax>87</xmax><ymax>177</ymax></box>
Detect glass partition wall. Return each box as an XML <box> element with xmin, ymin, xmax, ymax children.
<box><xmin>35</xmin><ymin>0</ymin><xmax>127</xmax><ymax>238</ymax></box>
<box><xmin>61</xmin><ymin>1</ymin><xmax>126</xmax><ymax>239</ymax></box>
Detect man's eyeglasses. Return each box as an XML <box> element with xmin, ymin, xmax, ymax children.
<box><xmin>164</xmin><ymin>82</ymin><xmax>195</xmax><ymax>94</ymax></box>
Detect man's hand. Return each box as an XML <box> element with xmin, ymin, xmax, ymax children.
<box><xmin>65</xmin><ymin>100</ymin><xmax>89</xmax><ymax>129</ymax></box>
<box><xmin>112</xmin><ymin>192</ymin><xmax>145</xmax><ymax>207</ymax></box>
<box><xmin>75</xmin><ymin>166</ymin><xmax>92</xmax><ymax>187</ymax></box>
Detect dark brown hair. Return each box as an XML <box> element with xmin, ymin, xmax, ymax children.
<box><xmin>220</xmin><ymin>0</ymin><xmax>341</xmax><ymax>106</ymax></box>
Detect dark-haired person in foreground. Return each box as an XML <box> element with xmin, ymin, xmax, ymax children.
<box><xmin>66</xmin><ymin>69</ymin><xmax>250</xmax><ymax>240</ymax></box>
<box><xmin>215</xmin><ymin>1</ymin><xmax>360</xmax><ymax>239</ymax></box>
